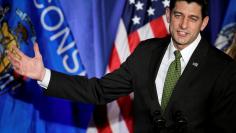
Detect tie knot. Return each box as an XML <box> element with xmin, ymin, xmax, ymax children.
<box><xmin>174</xmin><ymin>50</ymin><xmax>182</xmax><ymax>60</ymax></box>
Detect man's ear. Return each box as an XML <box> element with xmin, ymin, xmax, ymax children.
<box><xmin>200</xmin><ymin>16</ymin><xmax>209</xmax><ymax>31</ymax></box>
<box><xmin>165</xmin><ymin>8</ymin><xmax>171</xmax><ymax>23</ymax></box>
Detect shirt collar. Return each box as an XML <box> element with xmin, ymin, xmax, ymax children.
<box><xmin>168</xmin><ymin>34</ymin><xmax>201</xmax><ymax>64</ymax></box>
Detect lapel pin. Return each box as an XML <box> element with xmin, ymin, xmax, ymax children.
<box><xmin>192</xmin><ymin>62</ymin><xmax>199</xmax><ymax>67</ymax></box>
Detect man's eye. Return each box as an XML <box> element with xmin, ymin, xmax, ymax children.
<box><xmin>190</xmin><ymin>17</ymin><xmax>198</xmax><ymax>22</ymax></box>
<box><xmin>174</xmin><ymin>14</ymin><xmax>181</xmax><ymax>18</ymax></box>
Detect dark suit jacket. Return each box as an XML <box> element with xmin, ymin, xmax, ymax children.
<box><xmin>45</xmin><ymin>36</ymin><xmax>236</xmax><ymax>133</ymax></box>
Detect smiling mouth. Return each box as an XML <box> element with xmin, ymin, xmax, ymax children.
<box><xmin>177</xmin><ymin>31</ymin><xmax>189</xmax><ymax>37</ymax></box>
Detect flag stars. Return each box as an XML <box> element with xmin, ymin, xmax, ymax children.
<box><xmin>135</xmin><ymin>1</ymin><xmax>144</xmax><ymax>11</ymax></box>
<box><xmin>162</xmin><ymin>0</ymin><xmax>170</xmax><ymax>8</ymax></box>
<box><xmin>132</xmin><ymin>15</ymin><xmax>141</xmax><ymax>25</ymax></box>
<box><xmin>129</xmin><ymin>0</ymin><xmax>135</xmax><ymax>5</ymax></box>
<box><xmin>147</xmin><ymin>7</ymin><xmax>155</xmax><ymax>16</ymax></box>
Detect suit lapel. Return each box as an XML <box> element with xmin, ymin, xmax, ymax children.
<box><xmin>148</xmin><ymin>37</ymin><xmax>170</xmax><ymax>108</ymax></box>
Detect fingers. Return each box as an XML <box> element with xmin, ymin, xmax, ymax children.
<box><xmin>7</xmin><ymin>50</ymin><xmax>21</xmax><ymax>73</ymax></box>
<box><xmin>11</xmin><ymin>45</ymin><xmax>25</xmax><ymax>60</ymax></box>
<box><xmin>34</xmin><ymin>42</ymin><xmax>41</xmax><ymax>58</ymax></box>
<box><xmin>7</xmin><ymin>50</ymin><xmax>21</xmax><ymax>64</ymax></box>
<box><xmin>7</xmin><ymin>45</ymin><xmax>25</xmax><ymax>74</ymax></box>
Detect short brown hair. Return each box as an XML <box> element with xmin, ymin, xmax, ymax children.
<box><xmin>169</xmin><ymin>0</ymin><xmax>208</xmax><ymax>19</ymax></box>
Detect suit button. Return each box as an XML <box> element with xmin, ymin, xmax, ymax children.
<box><xmin>154</xmin><ymin>117</ymin><xmax>166</xmax><ymax>129</ymax></box>
<box><xmin>174</xmin><ymin>111</ymin><xmax>187</xmax><ymax>132</ymax></box>
<box><xmin>151</xmin><ymin>110</ymin><xmax>166</xmax><ymax>129</ymax></box>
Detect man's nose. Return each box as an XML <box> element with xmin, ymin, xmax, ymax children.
<box><xmin>180</xmin><ymin>17</ymin><xmax>188</xmax><ymax>29</ymax></box>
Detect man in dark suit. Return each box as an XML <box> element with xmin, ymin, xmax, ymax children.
<box><xmin>7</xmin><ymin>0</ymin><xmax>236</xmax><ymax>132</ymax></box>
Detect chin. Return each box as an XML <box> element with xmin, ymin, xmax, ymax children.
<box><xmin>176</xmin><ymin>39</ymin><xmax>188</xmax><ymax>45</ymax></box>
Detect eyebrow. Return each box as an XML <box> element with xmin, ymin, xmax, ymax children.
<box><xmin>173</xmin><ymin>11</ymin><xmax>200</xmax><ymax>19</ymax></box>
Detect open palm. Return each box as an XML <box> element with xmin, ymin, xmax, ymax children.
<box><xmin>7</xmin><ymin>43</ymin><xmax>45</xmax><ymax>81</ymax></box>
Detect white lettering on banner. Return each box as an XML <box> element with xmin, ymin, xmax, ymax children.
<box><xmin>33</xmin><ymin>0</ymin><xmax>45</xmax><ymax>9</ymax></box>
<box><xmin>33</xmin><ymin>0</ymin><xmax>51</xmax><ymax>9</ymax></box>
<box><xmin>33</xmin><ymin>1</ymin><xmax>81</xmax><ymax>74</ymax></box>
<box><xmin>41</xmin><ymin>6</ymin><xmax>63</xmax><ymax>31</ymax></box>
<box><xmin>50</xmin><ymin>27</ymin><xmax>75</xmax><ymax>55</ymax></box>
<box><xmin>63</xmin><ymin>50</ymin><xmax>80</xmax><ymax>73</ymax></box>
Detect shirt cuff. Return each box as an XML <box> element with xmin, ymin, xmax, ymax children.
<box><xmin>37</xmin><ymin>68</ymin><xmax>51</xmax><ymax>89</ymax></box>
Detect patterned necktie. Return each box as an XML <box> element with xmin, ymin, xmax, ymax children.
<box><xmin>161</xmin><ymin>50</ymin><xmax>182</xmax><ymax>111</ymax></box>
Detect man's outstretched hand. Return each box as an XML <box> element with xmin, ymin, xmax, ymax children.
<box><xmin>7</xmin><ymin>43</ymin><xmax>46</xmax><ymax>81</ymax></box>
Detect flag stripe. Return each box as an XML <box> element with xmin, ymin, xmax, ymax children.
<box><xmin>137</xmin><ymin>23</ymin><xmax>155</xmax><ymax>41</ymax></box>
<box><xmin>150</xmin><ymin>16</ymin><xmax>169</xmax><ymax>37</ymax></box>
<box><xmin>116</xmin><ymin>96</ymin><xmax>133</xmax><ymax>133</ymax></box>
<box><xmin>128</xmin><ymin>31</ymin><xmax>141</xmax><ymax>53</ymax></box>
<box><xmin>108</xmin><ymin>46</ymin><xmax>121</xmax><ymax>72</ymax></box>
<box><xmin>107</xmin><ymin>100</ymin><xmax>129</xmax><ymax>133</ymax></box>
<box><xmin>114</xmin><ymin>20</ymin><xmax>131</xmax><ymax>63</ymax></box>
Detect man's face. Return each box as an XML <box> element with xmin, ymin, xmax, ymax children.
<box><xmin>166</xmin><ymin>1</ymin><xmax>209</xmax><ymax>50</ymax></box>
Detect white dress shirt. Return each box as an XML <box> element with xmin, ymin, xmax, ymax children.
<box><xmin>38</xmin><ymin>34</ymin><xmax>201</xmax><ymax>102</ymax></box>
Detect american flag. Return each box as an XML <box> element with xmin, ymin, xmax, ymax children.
<box><xmin>88</xmin><ymin>0</ymin><xmax>169</xmax><ymax>132</ymax></box>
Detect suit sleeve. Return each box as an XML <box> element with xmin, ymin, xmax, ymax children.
<box><xmin>43</xmin><ymin>42</ymin><xmax>145</xmax><ymax>104</ymax></box>
<box><xmin>44</xmin><ymin>59</ymin><xmax>133</xmax><ymax>104</ymax></box>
